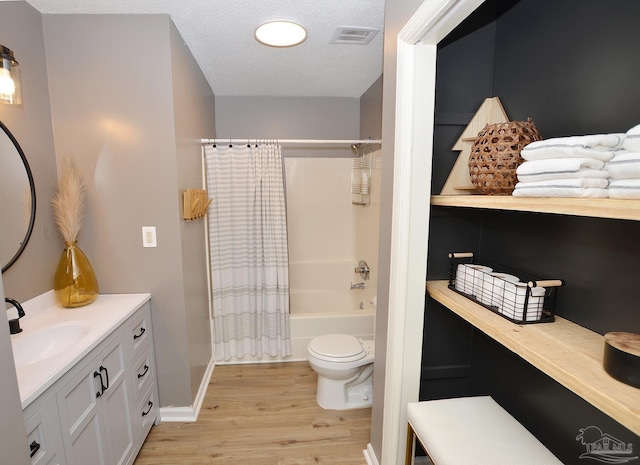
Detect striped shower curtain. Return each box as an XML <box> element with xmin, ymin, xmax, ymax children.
<box><xmin>204</xmin><ymin>142</ymin><xmax>292</xmax><ymax>361</ymax></box>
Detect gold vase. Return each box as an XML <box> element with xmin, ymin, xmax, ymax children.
<box><xmin>54</xmin><ymin>241</ymin><xmax>99</xmax><ymax>307</ymax></box>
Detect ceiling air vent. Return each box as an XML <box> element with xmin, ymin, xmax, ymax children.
<box><xmin>330</xmin><ymin>27</ymin><xmax>380</xmax><ymax>45</ymax></box>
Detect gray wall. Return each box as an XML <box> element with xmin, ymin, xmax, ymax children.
<box><xmin>0</xmin><ymin>3</ymin><xmax>57</xmax><ymax>462</ymax></box>
<box><xmin>360</xmin><ymin>75</ymin><xmax>383</xmax><ymax>140</ymax></box>
<box><xmin>169</xmin><ymin>21</ymin><xmax>217</xmax><ymax>399</ymax></box>
<box><xmin>0</xmin><ymin>1</ymin><xmax>60</xmax><ymax>302</ymax></box>
<box><xmin>0</xmin><ymin>278</ymin><xmax>29</xmax><ymax>465</ymax></box>
<box><xmin>42</xmin><ymin>13</ymin><xmax>215</xmax><ymax>408</ymax></box>
<box><xmin>215</xmin><ymin>95</ymin><xmax>359</xmax><ymax>157</ymax></box>
<box><xmin>0</xmin><ymin>9</ymin><xmax>215</xmax><ymax>413</ymax></box>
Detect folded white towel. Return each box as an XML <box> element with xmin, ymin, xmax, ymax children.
<box><xmin>513</xmin><ymin>178</ymin><xmax>609</xmax><ymax>198</ymax></box>
<box><xmin>516</xmin><ymin>178</ymin><xmax>609</xmax><ymax>189</ymax></box>
<box><xmin>525</xmin><ymin>133</ymin><xmax>625</xmax><ymax>151</ymax></box>
<box><xmin>607</xmin><ymin>152</ymin><xmax>640</xmax><ymax>179</ymax></box>
<box><xmin>521</xmin><ymin>133</ymin><xmax>625</xmax><ymax>162</ymax></box>
<box><xmin>516</xmin><ymin>158</ymin><xmax>608</xmax><ymax>182</ymax></box>
<box><xmin>623</xmin><ymin>124</ymin><xmax>640</xmax><ymax>151</ymax></box>
<box><xmin>608</xmin><ymin>179</ymin><xmax>640</xmax><ymax>199</ymax></box>
<box><xmin>513</xmin><ymin>187</ymin><xmax>608</xmax><ymax>198</ymax></box>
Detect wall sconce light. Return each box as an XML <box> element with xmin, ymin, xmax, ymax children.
<box><xmin>0</xmin><ymin>45</ymin><xmax>22</xmax><ymax>105</ymax></box>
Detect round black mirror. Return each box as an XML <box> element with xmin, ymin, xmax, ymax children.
<box><xmin>0</xmin><ymin>120</ymin><xmax>36</xmax><ymax>273</ymax></box>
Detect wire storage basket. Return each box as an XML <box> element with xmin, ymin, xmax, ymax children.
<box><xmin>447</xmin><ymin>252</ymin><xmax>564</xmax><ymax>324</ymax></box>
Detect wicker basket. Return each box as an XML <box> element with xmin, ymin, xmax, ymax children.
<box><xmin>469</xmin><ymin>118</ymin><xmax>542</xmax><ymax>195</ymax></box>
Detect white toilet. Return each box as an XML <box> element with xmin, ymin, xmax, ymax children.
<box><xmin>307</xmin><ymin>333</ymin><xmax>375</xmax><ymax>410</ymax></box>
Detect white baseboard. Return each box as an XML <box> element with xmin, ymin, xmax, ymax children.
<box><xmin>363</xmin><ymin>443</ymin><xmax>379</xmax><ymax>465</ymax></box>
<box><xmin>158</xmin><ymin>406</ymin><xmax>198</xmax><ymax>422</ymax></box>
<box><xmin>159</xmin><ymin>356</ymin><xmax>215</xmax><ymax>422</ymax></box>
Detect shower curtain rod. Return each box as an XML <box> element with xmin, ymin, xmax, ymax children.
<box><xmin>200</xmin><ymin>138</ymin><xmax>382</xmax><ymax>146</ymax></box>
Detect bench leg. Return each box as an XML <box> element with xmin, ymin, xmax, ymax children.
<box><xmin>405</xmin><ymin>424</ymin><xmax>416</xmax><ymax>465</ymax></box>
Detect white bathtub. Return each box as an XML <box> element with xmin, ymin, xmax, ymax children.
<box><xmin>214</xmin><ymin>259</ymin><xmax>376</xmax><ymax>364</ymax></box>
<box><xmin>288</xmin><ymin>260</ymin><xmax>377</xmax><ymax>313</ymax></box>
<box><xmin>289</xmin><ymin>311</ymin><xmax>374</xmax><ymax>360</ymax></box>
<box><xmin>287</xmin><ymin>260</ymin><xmax>376</xmax><ymax>360</ymax></box>
<box><xmin>214</xmin><ymin>312</ymin><xmax>375</xmax><ymax>365</ymax></box>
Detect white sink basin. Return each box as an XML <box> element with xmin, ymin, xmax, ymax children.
<box><xmin>12</xmin><ymin>322</ymin><xmax>90</xmax><ymax>368</ymax></box>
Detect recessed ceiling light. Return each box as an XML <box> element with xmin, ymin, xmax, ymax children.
<box><xmin>255</xmin><ymin>21</ymin><xmax>307</xmax><ymax>47</ymax></box>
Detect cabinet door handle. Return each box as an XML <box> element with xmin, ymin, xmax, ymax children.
<box><xmin>94</xmin><ymin>370</ymin><xmax>104</xmax><ymax>397</ymax></box>
<box><xmin>141</xmin><ymin>400</ymin><xmax>154</xmax><ymax>417</ymax></box>
<box><xmin>29</xmin><ymin>440</ymin><xmax>40</xmax><ymax>458</ymax></box>
<box><xmin>137</xmin><ymin>364</ymin><xmax>149</xmax><ymax>379</ymax></box>
<box><xmin>133</xmin><ymin>327</ymin><xmax>146</xmax><ymax>340</ymax></box>
<box><xmin>99</xmin><ymin>365</ymin><xmax>110</xmax><ymax>391</ymax></box>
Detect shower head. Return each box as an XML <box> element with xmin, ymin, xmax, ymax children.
<box><xmin>351</xmin><ymin>143</ymin><xmax>361</xmax><ymax>154</ymax></box>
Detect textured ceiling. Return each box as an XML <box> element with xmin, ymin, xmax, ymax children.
<box><xmin>25</xmin><ymin>0</ymin><xmax>385</xmax><ymax>98</ymax></box>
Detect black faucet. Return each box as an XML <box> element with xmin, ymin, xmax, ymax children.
<box><xmin>5</xmin><ymin>298</ymin><xmax>25</xmax><ymax>334</ymax></box>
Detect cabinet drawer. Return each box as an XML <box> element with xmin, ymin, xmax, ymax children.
<box><xmin>25</xmin><ymin>401</ymin><xmax>63</xmax><ymax>465</ymax></box>
<box><xmin>129</xmin><ymin>312</ymin><xmax>150</xmax><ymax>356</ymax></box>
<box><xmin>132</xmin><ymin>348</ymin><xmax>154</xmax><ymax>400</ymax></box>
<box><xmin>137</xmin><ymin>386</ymin><xmax>158</xmax><ymax>441</ymax></box>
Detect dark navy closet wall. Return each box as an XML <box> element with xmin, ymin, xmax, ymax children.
<box><xmin>423</xmin><ymin>1</ymin><xmax>640</xmax><ymax>463</ymax></box>
<box><xmin>492</xmin><ymin>1</ymin><xmax>640</xmax><ymax>137</ymax></box>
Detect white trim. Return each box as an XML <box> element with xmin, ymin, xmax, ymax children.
<box><xmin>381</xmin><ymin>0</ymin><xmax>485</xmax><ymax>464</ymax></box>
<box><xmin>363</xmin><ymin>443</ymin><xmax>379</xmax><ymax>465</ymax></box>
<box><xmin>404</xmin><ymin>0</ymin><xmax>485</xmax><ymax>45</ymax></box>
<box><xmin>381</xmin><ymin>35</ymin><xmax>433</xmax><ymax>465</ymax></box>
<box><xmin>158</xmin><ymin>406</ymin><xmax>198</xmax><ymax>423</ymax></box>
<box><xmin>159</xmin><ymin>356</ymin><xmax>215</xmax><ymax>422</ymax></box>
<box><xmin>191</xmin><ymin>356</ymin><xmax>216</xmax><ymax>419</ymax></box>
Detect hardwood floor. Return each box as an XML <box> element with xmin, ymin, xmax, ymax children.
<box><xmin>134</xmin><ymin>362</ymin><xmax>372</xmax><ymax>465</ymax></box>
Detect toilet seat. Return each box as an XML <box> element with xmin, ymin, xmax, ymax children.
<box><xmin>308</xmin><ymin>334</ymin><xmax>366</xmax><ymax>363</ymax></box>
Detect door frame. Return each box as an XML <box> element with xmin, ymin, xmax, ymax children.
<box><xmin>380</xmin><ymin>1</ymin><xmax>485</xmax><ymax>464</ymax></box>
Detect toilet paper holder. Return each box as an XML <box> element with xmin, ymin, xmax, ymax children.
<box><xmin>355</xmin><ymin>260</ymin><xmax>370</xmax><ymax>280</ymax></box>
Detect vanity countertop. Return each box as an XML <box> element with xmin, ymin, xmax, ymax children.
<box><xmin>10</xmin><ymin>291</ymin><xmax>151</xmax><ymax>409</ymax></box>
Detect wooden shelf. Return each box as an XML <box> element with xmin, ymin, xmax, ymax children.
<box><xmin>426</xmin><ymin>280</ymin><xmax>640</xmax><ymax>435</ymax></box>
<box><xmin>431</xmin><ymin>195</ymin><xmax>640</xmax><ymax>221</ymax></box>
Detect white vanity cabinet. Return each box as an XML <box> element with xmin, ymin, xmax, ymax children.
<box><xmin>128</xmin><ymin>308</ymin><xmax>159</xmax><ymax>444</ymax></box>
<box><xmin>56</xmin><ymin>331</ymin><xmax>134</xmax><ymax>465</ymax></box>
<box><xmin>24</xmin><ymin>396</ymin><xmax>66</xmax><ymax>465</ymax></box>
<box><xmin>19</xmin><ymin>295</ymin><xmax>158</xmax><ymax>465</ymax></box>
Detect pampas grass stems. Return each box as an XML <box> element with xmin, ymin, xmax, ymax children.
<box><xmin>52</xmin><ymin>154</ymin><xmax>86</xmax><ymax>244</ymax></box>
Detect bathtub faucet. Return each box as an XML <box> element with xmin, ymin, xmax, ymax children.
<box><xmin>350</xmin><ymin>282</ymin><xmax>365</xmax><ymax>290</ymax></box>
